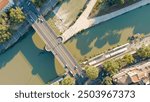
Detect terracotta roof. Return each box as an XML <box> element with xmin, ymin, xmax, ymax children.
<box><xmin>0</xmin><ymin>0</ymin><xmax>9</xmax><ymax>10</ymax></box>
<box><xmin>130</xmin><ymin>74</ymin><xmax>139</xmax><ymax>83</ymax></box>
<box><xmin>113</xmin><ymin>61</ymin><xmax>150</xmax><ymax>84</ymax></box>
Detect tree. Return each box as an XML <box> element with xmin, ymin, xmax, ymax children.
<box><xmin>0</xmin><ymin>24</ymin><xmax>11</xmax><ymax>43</ymax></box>
<box><xmin>9</xmin><ymin>7</ymin><xmax>25</xmax><ymax>24</ymax></box>
<box><xmin>123</xmin><ymin>54</ymin><xmax>134</xmax><ymax>65</ymax></box>
<box><xmin>0</xmin><ymin>13</ymin><xmax>8</xmax><ymax>24</ymax></box>
<box><xmin>103</xmin><ymin>60</ymin><xmax>119</xmax><ymax>76</ymax></box>
<box><xmin>0</xmin><ymin>12</ymin><xmax>11</xmax><ymax>43</ymax></box>
<box><xmin>119</xmin><ymin>0</ymin><xmax>125</xmax><ymax>5</ymax></box>
<box><xmin>61</xmin><ymin>76</ymin><xmax>75</xmax><ymax>85</ymax></box>
<box><xmin>85</xmin><ymin>66</ymin><xmax>99</xmax><ymax>80</ymax></box>
<box><xmin>116</xmin><ymin>58</ymin><xmax>127</xmax><ymax>68</ymax></box>
<box><xmin>102</xmin><ymin>76</ymin><xmax>113</xmax><ymax>85</ymax></box>
<box><xmin>0</xmin><ymin>17</ymin><xmax>6</xmax><ymax>25</ymax></box>
<box><xmin>137</xmin><ymin>45</ymin><xmax>150</xmax><ymax>59</ymax></box>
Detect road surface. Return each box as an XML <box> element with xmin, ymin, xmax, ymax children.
<box><xmin>21</xmin><ymin>0</ymin><xmax>83</xmax><ymax>77</ymax></box>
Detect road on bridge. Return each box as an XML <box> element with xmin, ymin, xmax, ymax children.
<box><xmin>20</xmin><ymin>0</ymin><xmax>83</xmax><ymax>77</ymax></box>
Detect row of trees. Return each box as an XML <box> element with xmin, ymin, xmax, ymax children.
<box><xmin>59</xmin><ymin>45</ymin><xmax>150</xmax><ymax>85</ymax></box>
<box><xmin>0</xmin><ymin>7</ymin><xmax>25</xmax><ymax>44</ymax></box>
<box><xmin>0</xmin><ymin>13</ymin><xmax>10</xmax><ymax>43</ymax></box>
<box><xmin>102</xmin><ymin>45</ymin><xmax>150</xmax><ymax>85</ymax></box>
<box><xmin>103</xmin><ymin>54</ymin><xmax>134</xmax><ymax>76</ymax></box>
<box><xmin>137</xmin><ymin>45</ymin><xmax>150</xmax><ymax>59</ymax></box>
<box><xmin>83</xmin><ymin>54</ymin><xmax>134</xmax><ymax>84</ymax></box>
<box><xmin>102</xmin><ymin>54</ymin><xmax>134</xmax><ymax>85</ymax></box>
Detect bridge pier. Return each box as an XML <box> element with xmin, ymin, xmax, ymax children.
<box><xmin>44</xmin><ymin>45</ymin><xmax>51</xmax><ymax>52</ymax></box>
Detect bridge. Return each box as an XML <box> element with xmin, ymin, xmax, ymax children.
<box><xmin>20</xmin><ymin>1</ymin><xmax>83</xmax><ymax>77</ymax></box>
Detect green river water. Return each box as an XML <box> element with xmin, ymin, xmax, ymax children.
<box><xmin>66</xmin><ymin>4</ymin><xmax>150</xmax><ymax>61</ymax></box>
<box><xmin>0</xmin><ymin>29</ymin><xmax>65</xmax><ymax>84</ymax></box>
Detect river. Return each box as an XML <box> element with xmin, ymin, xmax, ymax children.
<box><xmin>0</xmin><ymin>4</ymin><xmax>150</xmax><ymax>84</ymax></box>
<box><xmin>65</xmin><ymin>4</ymin><xmax>150</xmax><ymax>61</ymax></box>
<box><xmin>0</xmin><ymin>28</ymin><xmax>65</xmax><ymax>85</ymax></box>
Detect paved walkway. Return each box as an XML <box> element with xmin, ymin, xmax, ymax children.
<box><xmin>61</xmin><ymin>0</ymin><xmax>97</xmax><ymax>42</ymax></box>
<box><xmin>90</xmin><ymin>35</ymin><xmax>150</xmax><ymax>67</ymax></box>
<box><xmin>61</xmin><ymin>0</ymin><xmax>150</xmax><ymax>43</ymax></box>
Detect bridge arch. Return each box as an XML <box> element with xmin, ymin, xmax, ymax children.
<box><xmin>57</xmin><ymin>37</ymin><xmax>63</xmax><ymax>44</ymax></box>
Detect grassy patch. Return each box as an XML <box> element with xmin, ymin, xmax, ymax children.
<box><xmin>47</xmin><ymin>17</ymin><xmax>62</xmax><ymax>35</ymax></box>
<box><xmin>45</xmin><ymin>12</ymin><xmax>62</xmax><ymax>35</ymax></box>
<box><xmin>54</xmin><ymin>0</ymin><xmax>87</xmax><ymax>27</ymax></box>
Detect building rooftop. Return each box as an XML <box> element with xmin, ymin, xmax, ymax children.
<box><xmin>0</xmin><ymin>0</ymin><xmax>9</xmax><ymax>11</ymax></box>
<box><xmin>113</xmin><ymin>61</ymin><xmax>150</xmax><ymax>85</ymax></box>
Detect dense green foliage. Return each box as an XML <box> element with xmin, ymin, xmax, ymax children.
<box><xmin>9</xmin><ymin>7</ymin><xmax>25</xmax><ymax>24</ymax></box>
<box><xmin>61</xmin><ymin>76</ymin><xmax>75</xmax><ymax>85</ymax></box>
<box><xmin>103</xmin><ymin>60</ymin><xmax>120</xmax><ymax>76</ymax></box>
<box><xmin>103</xmin><ymin>54</ymin><xmax>135</xmax><ymax>76</ymax></box>
<box><xmin>85</xmin><ymin>66</ymin><xmax>99</xmax><ymax>80</ymax></box>
<box><xmin>102</xmin><ymin>45</ymin><xmax>150</xmax><ymax>84</ymax></box>
<box><xmin>0</xmin><ymin>7</ymin><xmax>25</xmax><ymax>44</ymax></box>
<box><xmin>0</xmin><ymin>24</ymin><xmax>11</xmax><ymax>43</ymax></box>
<box><xmin>137</xmin><ymin>45</ymin><xmax>150</xmax><ymax>59</ymax></box>
<box><xmin>0</xmin><ymin>13</ymin><xmax>11</xmax><ymax>43</ymax></box>
<box><xmin>102</xmin><ymin>76</ymin><xmax>113</xmax><ymax>85</ymax></box>
<box><xmin>123</xmin><ymin>54</ymin><xmax>134</xmax><ymax>65</ymax></box>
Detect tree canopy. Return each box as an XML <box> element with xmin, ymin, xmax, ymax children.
<box><xmin>0</xmin><ymin>13</ymin><xmax>11</xmax><ymax>43</ymax></box>
<box><xmin>9</xmin><ymin>7</ymin><xmax>25</xmax><ymax>24</ymax></box>
<box><xmin>123</xmin><ymin>54</ymin><xmax>134</xmax><ymax>65</ymax></box>
<box><xmin>102</xmin><ymin>76</ymin><xmax>113</xmax><ymax>85</ymax></box>
<box><xmin>137</xmin><ymin>45</ymin><xmax>150</xmax><ymax>59</ymax></box>
<box><xmin>0</xmin><ymin>24</ymin><xmax>11</xmax><ymax>43</ymax></box>
<box><xmin>61</xmin><ymin>76</ymin><xmax>75</xmax><ymax>85</ymax></box>
<box><xmin>85</xmin><ymin>66</ymin><xmax>99</xmax><ymax>80</ymax></box>
<box><xmin>103</xmin><ymin>60</ymin><xmax>120</xmax><ymax>76</ymax></box>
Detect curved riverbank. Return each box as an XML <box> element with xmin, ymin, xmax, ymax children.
<box><xmin>65</xmin><ymin>4</ymin><xmax>150</xmax><ymax>61</ymax></box>
<box><xmin>62</xmin><ymin>0</ymin><xmax>150</xmax><ymax>43</ymax></box>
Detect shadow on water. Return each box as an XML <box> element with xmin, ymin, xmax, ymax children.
<box><xmin>0</xmin><ymin>28</ymin><xmax>58</xmax><ymax>84</ymax></box>
<box><xmin>71</xmin><ymin>4</ymin><xmax>150</xmax><ymax>55</ymax></box>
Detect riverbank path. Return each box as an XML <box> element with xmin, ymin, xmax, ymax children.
<box><xmin>61</xmin><ymin>0</ymin><xmax>150</xmax><ymax>43</ymax></box>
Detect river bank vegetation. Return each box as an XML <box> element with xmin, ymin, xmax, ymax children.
<box><xmin>90</xmin><ymin>0</ymin><xmax>140</xmax><ymax>18</ymax></box>
<box><xmin>0</xmin><ymin>7</ymin><xmax>25</xmax><ymax>43</ymax></box>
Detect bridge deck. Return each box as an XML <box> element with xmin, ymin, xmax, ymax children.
<box><xmin>21</xmin><ymin>0</ymin><xmax>83</xmax><ymax>77</ymax></box>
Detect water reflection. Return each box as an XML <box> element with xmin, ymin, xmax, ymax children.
<box><xmin>0</xmin><ymin>28</ymin><xmax>58</xmax><ymax>84</ymax></box>
<box><xmin>67</xmin><ymin>5</ymin><xmax>150</xmax><ymax>57</ymax></box>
